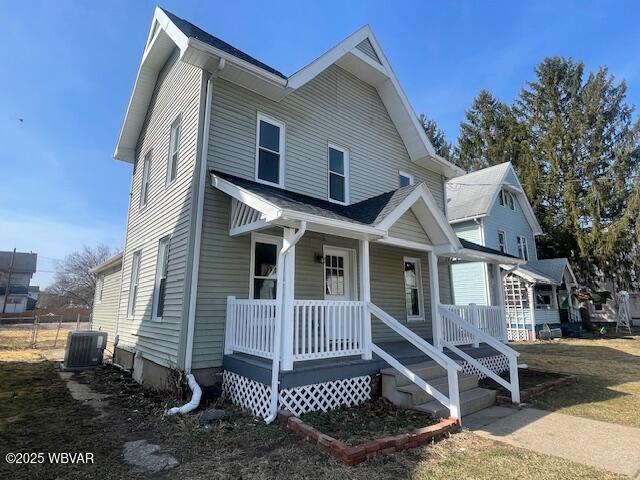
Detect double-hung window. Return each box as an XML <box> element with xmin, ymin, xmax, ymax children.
<box><xmin>517</xmin><ymin>236</ymin><xmax>529</xmax><ymax>260</ymax></box>
<box><xmin>140</xmin><ymin>150</ymin><xmax>152</xmax><ymax>208</ymax></box>
<box><xmin>250</xmin><ymin>234</ymin><xmax>282</xmax><ymax>299</ymax></box>
<box><xmin>403</xmin><ymin>257</ymin><xmax>424</xmax><ymax>321</ymax></box>
<box><xmin>255</xmin><ymin>113</ymin><xmax>285</xmax><ymax>187</ymax></box>
<box><xmin>152</xmin><ymin>237</ymin><xmax>170</xmax><ymax>320</ymax></box>
<box><xmin>328</xmin><ymin>144</ymin><xmax>349</xmax><ymax>204</ymax></box>
<box><xmin>167</xmin><ymin>117</ymin><xmax>181</xmax><ymax>185</ymax></box>
<box><xmin>498</xmin><ymin>230</ymin><xmax>507</xmax><ymax>254</ymax></box>
<box><xmin>127</xmin><ymin>251</ymin><xmax>141</xmax><ymax>318</ymax></box>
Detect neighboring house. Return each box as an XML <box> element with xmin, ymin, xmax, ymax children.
<box><xmin>0</xmin><ymin>251</ymin><xmax>37</xmax><ymax>314</ymax></box>
<box><xmin>91</xmin><ymin>7</ymin><xmax>524</xmax><ymax>423</ymax></box>
<box><xmin>27</xmin><ymin>286</ymin><xmax>39</xmax><ymax>310</ymax></box>
<box><xmin>447</xmin><ymin>163</ymin><xmax>579</xmax><ymax>340</ymax></box>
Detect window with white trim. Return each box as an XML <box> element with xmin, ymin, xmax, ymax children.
<box><xmin>127</xmin><ymin>251</ymin><xmax>141</xmax><ymax>318</ymax></box>
<box><xmin>255</xmin><ymin>113</ymin><xmax>285</xmax><ymax>187</ymax></box>
<box><xmin>152</xmin><ymin>237</ymin><xmax>170</xmax><ymax>320</ymax></box>
<box><xmin>499</xmin><ymin>189</ymin><xmax>515</xmax><ymax>210</ymax></box>
<box><xmin>535</xmin><ymin>285</ymin><xmax>553</xmax><ymax>309</ymax></box>
<box><xmin>507</xmin><ymin>191</ymin><xmax>515</xmax><ymax>210</ymax></box>
<box><xmin>140</xmin><ymin>150</ymin><xmax>152</xmax><ymax>208</ymax></box>
<box><xmin>399</xmin><ymin>171</ymin><xmax>414</xmax><ymax>188</ymax></box>
<box><xmin>250</xmin><ymin>234</ymin><xmax>282</xmax><ymax>299</ymax></box>
<box><xmin>517</xmin><ymin>236</ymin><xmax>529</xmax><ymax>260</ymax></box>
<box><xmin>167</xmin><ymin>117</ymin><xmax>181</xmax><ymax>184</ymax></box>
<box><xmin>403</xmin><ymin>257</ymin><xmax>424</xmax><ymax>321</ymax></box>
<box><xmin>328</xmin><ymin>144</ymin><xmax>349</xmax><ymax>204</ymax></box>
<box><xmin>498</xmin><ymin>230</ymin><xmax>507</xmax><ymax>254</ymax></box>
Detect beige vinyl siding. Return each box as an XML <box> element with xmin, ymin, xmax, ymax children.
<box><xmin>388</xmin><ymin>210</ymin><xmax>431</xmax><ymax>244</ymax></box>
<box><xmin>370</xmin><ymin>243</ymin><xmax>433</xmax><ymax>342</ymax></box>
<box><xmin>208</xmin><ymin>64</ymin><xmax>446</xmax><ymax>210</ymax></box>
<box><xmin>116</xmin><ymin>49</ymin><xmax>203</xmax><ymax>368</ymax></box>
<box><xmin>91</xmin><ymin>265</ymin><xmax>122</xmax><ymax>336</ymax></box>
<box><xmin>355</xmin><ymin>39</ymin><xmax>381</xmax><ymax>63</ymax></box>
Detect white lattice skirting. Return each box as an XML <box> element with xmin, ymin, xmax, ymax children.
<box><xmin>279</xmin><ymin>376</ymin><xmax>371</xmax><ymax>417</ymax></box>
<box><xmin>461</xmin><ymin>354</ymin><xmax>510</xmax><ymax>379</ymax></box>
<box><xmin>223</xmin><ymin>371</ymin><xmax>371</xmax><ymax>419</ymax></box>
<box><xmin>507</xmin><ymin>328</ymin><xmax>532</xmax><ymax>341</ymax></box>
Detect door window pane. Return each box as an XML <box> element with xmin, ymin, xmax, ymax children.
<box><xmin>252</xmin><ymin>241</ymin><xmax>278</xmax><ymax>299</ymax></box>
<box><xmin>404</xmin><ymin>259</ymin><xmax>423</xmax><ymax>319</ymax></box>
<box><xmin>325</xmin><ymin>254</ymin><xmax>346</xmax><ymax>296</ymax></box>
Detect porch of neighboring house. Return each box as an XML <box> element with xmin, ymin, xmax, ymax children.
<box><xmin>503</xmin><ymin>259</ymin><xmax>579</xmax><ymax>340</ymax></box>
<box><xmin>212</xmin><ymin>171</ymin><xmax>522</xmax><ymax>422</ymax></box>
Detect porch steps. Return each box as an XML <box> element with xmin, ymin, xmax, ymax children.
<box><xmin>381</xmin><ymin>360</ymin><xmax>497</xmax><ymax>417</ymax></box>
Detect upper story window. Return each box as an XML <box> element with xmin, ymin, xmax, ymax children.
<box><xmin>127</xmin><ymin>251</ymin><xmax>141</xmax><ymax>318</ymax></box>
<box><xmin>328</xmin><ymin>144</ymin><xmax>349</xmax><ymax>204</ymax></box>
<box><xmin>498</xmin><ymin>230</ymin><xmax>507</xmax><ymax>254</ymax></box>
<box><xmin>152</xmin><ymin>237</ymin><xmax>170</xmax><ymax>321</ymax></box>
<box><xmin>399</xmin><ymin>171</ymin><xmax>414</xmax><ymax>188</ymax></box>
<box><xmin>167</xmin><ymin>117</ymin><xmax>181</xmax><ymax>185</ymax></box>
<box><xmin>499</xmin><ymin>189</ymin><xmax>515</xmax><ymax>210</ymax></box>
<box><xmin>517</xmin><ymin>236</ymin><xmax>529</xmax><ymax>261</ymax></box>
<box><xmin>255</xmin><ymin>113</ymin><xmax>285</xmax><ymax>187</ymax></box>
<box><xmin>140</xmin><ymin>150</ymin><xmax>152</xmax><ymax>208</ymax></box>
<box><xmin>403</xmin><ymin>257</ymin><xmax>424</xmax><ymax>321</ymax></box>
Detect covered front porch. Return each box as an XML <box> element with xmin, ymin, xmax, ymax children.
<box><xmin>212</xmin><ymin>170</ymin><xmax>522</xmax><ymax>421</ymax></box>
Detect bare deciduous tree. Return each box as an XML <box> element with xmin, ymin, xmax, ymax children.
<box><xmin>46</xmin><ymin>245</ymin><xmax>115</xmax><ymax>308</ymax></box>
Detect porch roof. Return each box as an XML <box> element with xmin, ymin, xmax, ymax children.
<box><xmin>211</xmin><ymin>170</ymin><xmax>461</xmax><ymax>247</ymax></box>
<box><xmin>513</xmin><ymin>258</ymin><xmax>576</xmax><ymax>286</ymax></box>
<box><xmin>453</xmin><ymin>238</ymin><xmax>525</xmax><ymax>265</ymax></box>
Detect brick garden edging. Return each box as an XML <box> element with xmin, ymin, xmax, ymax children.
<box><xmin>278</xmin><ymin>410</ymin><xmax>459</xmax><ymax>466</ymax></box>
<box><xmin>496</xmin><ymin>374</ymin><xmax>578</xmax><ymax>405</ymax></box>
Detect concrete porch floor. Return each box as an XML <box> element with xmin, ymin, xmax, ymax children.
<box><xmin>223</xmin><ymin>340</ymin><xmax>504</xmax><ymax>388</ymax></box>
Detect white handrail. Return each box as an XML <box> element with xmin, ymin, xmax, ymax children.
<box><xmin>367</xmin><ymin>302</ymin><xmax>461</xmax><ymax>420</ymax></box>
<box><xmin>367</xmin><ymin>302</ymin><xmax>461</xmax><ymax>372</ymax></box>
<box><xmin>438</xmin><ymin>305</ymin><xmax>520</xmax><ymax>404</ymax></box>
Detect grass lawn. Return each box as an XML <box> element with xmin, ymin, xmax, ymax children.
<box><xmin>514</xmin><ymin>331</ymin><xmax>640</xmax><ymax>428</ymax></box>
<box><xmin>0</xmin><ymin>325</ymin><xmax>627</xmax><ymax>479</ymax></box>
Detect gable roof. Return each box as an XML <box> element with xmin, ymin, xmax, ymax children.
<box><xmin>114</xmin><ymin>7</ymin><xmax>463</xmax><ymax>179</ymax></box>
<box><xmin>446</xmin><ymin>162</ymin><xmax>543</xmax><ymax>235</ymax></box>
<box><xmin>211</xmin><ymin>170</ymin><xmax>461</xmax><ymax>247</ymax></box>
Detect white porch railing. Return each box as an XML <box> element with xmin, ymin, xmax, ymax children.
<box><xmin>224</xmin><ymin>297</ymin><xmax>366</xmax><ymax>362</ymax></box>
<box><xmin>438</xmin><ymin>305</ymin><xmax>520</xmax><ymax>404</ymax></box>
<box><xmin>292</xmin><ymin>300</ymin><xmax>365</xmax><ymax>361</ymax></box>
<box><xmin>224</xmin><ymin>297</ymin><xmax>277</xmax><ymax>358</ymax></box>
<box><xmin>439</xmin><ymin>304</ymin><xmax>506</xmax><ymax>346</ymax></box>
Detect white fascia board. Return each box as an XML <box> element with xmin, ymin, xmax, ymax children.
<box><xmin>455</xmin><ymin>249</ymin><xmax>525</xmax><ymax>266</ymax></box>
<box><xmin>565</xmin><ymin>262</ymin><xmax>578</xmax><ymax>285</ymax></box>
<box><xmin>448</xmin><ymin>214</ymin><xmax>487</xmax><ymax>225</ymax></box>
<box><xmin>281</xmin><ymin>211</ymin><xmax>386</xmax><ymax>238</ymax></box>
<box><xmin>377</xmin><ymin>237</ymin><xmax>433</xmax><ymax>252</ymax></box>
<box><xmin>90</xmin><ymin>252</ymin><xmax>124</xmax><ymax>274</ymax></box>
<box><xmin>211</xmin><ymin>174</ymin><xmax>282</xmax><ymax>220</ymax></box>
<box><xmin>377</xmin><ymin>184</ymin><xmax>461</xmax><ymax>250</ymax></box>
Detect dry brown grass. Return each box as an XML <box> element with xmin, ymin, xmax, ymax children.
<box><xmin>514</xmin><ymin>332</ymin><xmax>640</xmax><ymax>428</ymax></box>
<box><xmin>0</xmin><ymin>326</ymin><xmax>626</xmax><ymax>479</ymax></box>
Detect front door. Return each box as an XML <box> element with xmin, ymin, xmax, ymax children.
<box><xmin>323</xmin><ymin>247</ymin><xmax>354</xmax><ymax>301</ymax></box>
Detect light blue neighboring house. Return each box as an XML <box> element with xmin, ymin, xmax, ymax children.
<box><xmin>446</xmin><ymin>163</ymin><xmax>579</xmax><ymax>340</ymax></box>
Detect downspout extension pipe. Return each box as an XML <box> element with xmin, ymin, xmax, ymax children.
<box><xmin>265</xmin><ymin>221</ymin><xmax>307</xmax><ymax>424</ymax></box>
<box><xmin>166</xmin><ymin>373</ymin><xmax>202</xmax><ymax>415</ymax></box>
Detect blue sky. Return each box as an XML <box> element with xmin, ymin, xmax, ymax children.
<box><xmin>1</xmin><ymin>0</ymin><xmax>639</xmax><ymax>287</ymax></box>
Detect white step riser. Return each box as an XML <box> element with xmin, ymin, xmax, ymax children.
<box><xmin>382</xmin><ymin>365</ymin><xmax>449</xmax><ymax>388</ymax></box>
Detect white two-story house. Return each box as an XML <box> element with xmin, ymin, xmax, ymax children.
<box><xmin>447</xmin><ymin>162</ymin><xmax>578</xmax><ymax>340</ymax></box>
<box><xmin>92</xmin><ymin>7</ymin><xmax>524</xmax><ymax>424</ymax></box>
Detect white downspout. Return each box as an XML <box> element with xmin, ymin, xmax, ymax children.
<box><xmin>166</xmin><ymin>373</ymin><xmax>202</xmax><ymax>415</ymax></box>
<box><xmin>184</xmin><ymin>74</ymin><xmax>214</xmax><ymax>374</ymax></box>
<box><xmin>265</xmin><ymin>221</ymin><xmax>307</xmax><ymax>424</ymax></box>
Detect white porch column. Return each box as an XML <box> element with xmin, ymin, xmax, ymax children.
<box><xmin>428</xmin><ymin>251</ymin><xmax>442</xmax><ymax>351</ymax></box>
<box><xmin>359</xmin><ymin>239</ymin><xmax>372</xmax><ymax>360</ymax></box>
<box><xmin>551</xmin><ymin>284</ymin><xmax>559</xmax><ymax>310</ymax></box>
<box><xmin>527</xmin><ymin>284</ymin><xmax>536</xmax><ymax>341</ymax></box>
<box><xmin>495</xmin><ymin>264</ymin><xmax>508</xmax><ymax>343</ymax></box>
<box><xmin>280</xmin><ymin>228</ymin><xmax>296</xmax><ymax>371</ymax></box>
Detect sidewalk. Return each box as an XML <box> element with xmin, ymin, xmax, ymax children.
<box><xmin>465</xmin><ymin>407</ymin><xmax>640</xmax><ymax>478</ymax></box>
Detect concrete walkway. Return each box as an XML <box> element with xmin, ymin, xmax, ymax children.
<box><xmin>465</xmin><ymin>407</ymin><xmax>640</xmax><ymax>478</ymax></box>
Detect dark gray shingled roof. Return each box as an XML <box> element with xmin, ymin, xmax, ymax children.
<box><xmin>458</xmin><ymin>238</ymin><xmax>520</xmax><ymax>260</ymax></box>
<box><xmin>212</xmin><ymin>170</ymin><xmax>420</xmax><ymax>227</ymax></box>
<box><xmin>161</xmin><ymin>8</ymin><xmax>287</xmax><ymax>79</ymax></box>
<box><xmin>0</xmin><ymin>251</ymin><xmax>37</xmax><ymax>273</ymax></box>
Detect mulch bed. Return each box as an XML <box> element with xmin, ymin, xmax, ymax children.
<box><xmin>281</xmin><ymin>399</ymin><xmax>459</xmax><ymax>465</ymax></box>
<box><xmin>301</xmin><ymin>399</ymin><xmax>439</xmax><ymax>446</ymax></box>
<box><xmin>479</xmin><ymin>368</ymin><xmax>578</xmax><ymax>404</ymax></box>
